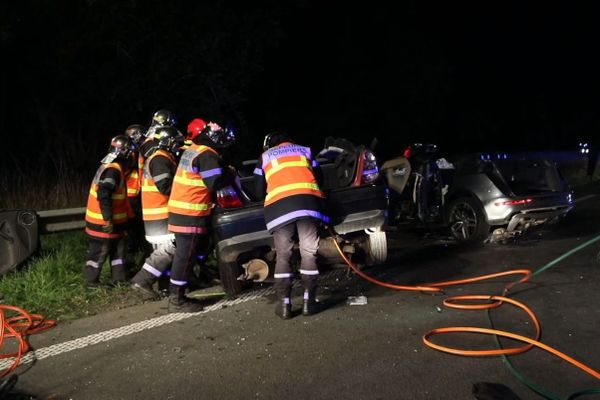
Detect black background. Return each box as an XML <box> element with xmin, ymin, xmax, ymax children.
<box><xmin>3</xmin><ymin>1</ymin><xmax>600</xmax><ymax>173</ymax></box>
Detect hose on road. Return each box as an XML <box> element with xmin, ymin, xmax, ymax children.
<box><xmin>0</xmin><ymin>304</ymin><xmax>56</xmax><ymax>377</ymax></box>
<box><xmin>330</xmin><ymin>228</ymin><xmax>600</xmax><ymax>399</ymax></box>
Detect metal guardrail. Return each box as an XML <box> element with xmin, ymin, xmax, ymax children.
<box><xmin>37</xmin><ymin>207</ymin><xmax>86</xmax><ymax>234</ymax></box>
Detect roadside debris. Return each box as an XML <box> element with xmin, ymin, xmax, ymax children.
<box><xmin>347</xmin><ymin>295</ymin><xmax>368</xmax><ymax>305</ymax></box>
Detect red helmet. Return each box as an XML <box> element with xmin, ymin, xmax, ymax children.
<box><xmin>186</xmin><ymin>118</ymin><xmax>207</xmax><ymax>140</ymax></box>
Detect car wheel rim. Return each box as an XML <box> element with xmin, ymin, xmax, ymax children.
<box><xmin>450</xmin><ymin>203</ymin><xmax>478</xmax><ymax>240</ymax></box>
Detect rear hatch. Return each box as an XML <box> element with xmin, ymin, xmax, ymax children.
<box><xmin>490</xmin><ymin>154</ymin><xmax>568</xmax><ymax>196</ymax></box>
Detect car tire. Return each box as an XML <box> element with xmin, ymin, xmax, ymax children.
<box><xmin>365</xmin><ymin>230</ymin><xmax>388</xmax><ymax>266</ymax></box>
<box><xmin>447</xmin><ymin>197</ymin><xmax>490</xmax><ymax>244</ymax></box>
<box><xmin>218</xmin><ymin>261</ymin><xmax>245</xmax><ymax>296</ymax></box>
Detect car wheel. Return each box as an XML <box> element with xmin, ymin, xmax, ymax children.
<box><xmin>365</xmin><ymin>230</ymin><xmax>388</xmax><ymax>266</ymax></box>
<box><xmin>218</xmin><ymin>260</ymin><xmax>245</xmax><ymax>296</ymax></box>
<box><xmin>447</xmin><ymin>197</ymin><xmax>490</xmax><ymax>244</ymax></box>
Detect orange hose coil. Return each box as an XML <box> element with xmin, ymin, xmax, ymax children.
<box><xmin>0</xmin><ymin>305</ymin><xmax>56</xmax><ymax>377</ymax></box>
<box><xmin>330</xmin><ymin>233</ymin><xmax>600</xmax><ymax>381</ymax></box>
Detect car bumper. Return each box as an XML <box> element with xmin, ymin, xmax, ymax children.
<box><xmin>504</xmin><ymin>205</ymin><xmax>574</xmax><ymax>232</ymax></box>
<box><xmin>213</xmin><ymin>184</ymin><xmax>388</xmax><ymax>262</ymax></box>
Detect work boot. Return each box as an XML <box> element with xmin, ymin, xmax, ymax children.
<box><xmin>111</xmin><ymin>264</ymin><xmax>128</xmax><ymax>286</ymax></box>
<box><xmin>167</xmin><ymin>284</ymin><xmax>203</xmax><ymax>313</ymax></box>
<box><xmin>302</xmin><ymin>289</ymin><xmax>318</xmax><ymax>316</ymax></box>
<box><xmin>131</xmin><ymin>270</ymin><xmax>161</xmax><ymax>300</ymax></box>
<box><xmin>131</xmin><ymin>282</ymin><xmax>160</xmax><ymax>301</ymax></box>
<box><xmin>274</xmin><ymin>276</ymin><xmax>293</xmax><ymax>319</ymax></box>
<box><xmin>83</xmin><ymin>264</ymin><xmax>101</xmax><ymax>288</ymax></box>
<box><xmin>301</xmin><ymin>274</ymin><xmax>319</xmax><ymax>316</ymax></box>
<box><xmin>275</xmin><ymin>298</ymin><xmax>292</xmax><ymax>320</ymax></box>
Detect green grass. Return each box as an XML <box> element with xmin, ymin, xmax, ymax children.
<box><xmin>0</xmin><ymin>231</ymin><xmax>145</xmax><ymax>321</ymax></box>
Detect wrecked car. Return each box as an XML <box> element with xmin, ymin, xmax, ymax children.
<box><xmin>210</xmin><ymin>137</ymin><xmax>388</xmax><ymax>296</ymax></box>
<box><xmin>383</xmin><ymin>149</ymin><xmax>574</xmax><ymax>244</ymax></box>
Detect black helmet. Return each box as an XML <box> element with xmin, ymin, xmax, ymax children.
<box><xmin>199</xmin><ymin>124</ymin><xmax>236</xmax><ymax>148</ymax></box>
<box><xmin>124</xmin><ymin>124</ymin><xmax>147</xmax><ymax>147</ymax></box>
<box><xmin>151</xmin><ymin>109</ymin><xmax>177</xmax><ymax>127</ymax></box>
<box><xmin>153</xmin><ymin>126</ymin><xmax>184</xmax><ymax>155</ymax></box>
<box><xmin>263</xmin><ymin>131</ymin><xmax>291</xmax><ymax>151</ymax></box>
<box><xmin>102</xmin><ymin>135</ymin><xmax>135</xmax><ymax>164</ymax></box>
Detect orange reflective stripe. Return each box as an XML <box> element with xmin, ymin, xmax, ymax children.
<box><xmin>168</xmin><ymin>144</ymin><xmax>216</xmax><ymax>219</ymax></box>
<box><xmin>85</xmin><ymin>163</ymin><xmax>129</xmax><ymax>225</ymax></box>
<box><xmin>141</xmin><ymin>150</ymin><xmax>176</xmax><ymax>222</ymax></box>
<box><xmin>263</xmin><ymin>148</ymin><xmax>323</xmax><ymax>206</ymax></box>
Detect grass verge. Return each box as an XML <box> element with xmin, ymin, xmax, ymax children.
<box><xmin>0</xmin><ymin>231</ymin><xmax>145</xmax><ymax>322</ymax></box>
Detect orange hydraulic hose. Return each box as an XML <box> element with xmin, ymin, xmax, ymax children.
<box><xmin>0</xmin><ymin>305</ymin><xmax>56</xmax><ymax>377</ymax></box>
<box><xmin>330</xmin><ymin>230</ymin><xmax>600</xmax><ymax>381</ymax></box>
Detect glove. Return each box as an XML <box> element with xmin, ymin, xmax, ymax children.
<box><xmin>102</xmin><ymin>220</ymin><xmax>114</xmax><ymax>234</ymax></box>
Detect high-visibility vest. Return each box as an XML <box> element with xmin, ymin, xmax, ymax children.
<box><xmin>126</xmin><ymin>169</ymin><xmax>140</xmax><ymax>198</ymax></box>
<box><xmin>259</xmin><ymin>142</ymin><xmax>328</xmax><ymax>232</ymax></box>
<box><xmin>168</xmin><ymin>144</ymin><xmax>218</xmax><ymax>233</ymax></box>
<box><xmin>262</xmin><ymin>142</ymin><xmax>324</xmax><ymax>206</ymax></box>
<box><xmin>141</xmin><ymin>150</ymin><xmax>176</xmax><ymax>242</ymax></box>
<box><xmin>142</xmin><ymin>150</ymin><xmax>176</xmax><ymax>221</ymax></box>
<box><xmin>85</xmin><ymin>162</ymin><xmax>129</xmax><ymax>239</ymax></box>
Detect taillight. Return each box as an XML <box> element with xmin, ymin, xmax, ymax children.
<box><xmin>217</xmin><ymin>186</ymin><xmax>243</xmax><ymax>208</ymax></box>
<box><xmin>494</xmin><ymin>198</ymin><xmax>533</xmax><ymax>206</ymax></box>
<box><xmin>360</xmin><ymin>150</ymin><xmax>379</xmax><ymax>185</ymax></box>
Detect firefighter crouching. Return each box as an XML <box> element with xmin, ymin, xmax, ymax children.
<box><xmin>254</xmin><ymin>132</ymin><xmax>329</xmax><ymax>319</ymax></box>
<box><xmin>130</xmin><ymin>126</ymin><xmax>184</xmax><ymax>300</ymax></box>
<box><xmin>166</xmin><ymin>123</ymin><xmax>236</xmax><ymax>313</ymax></box>
<box><xmin>83</xmin><ymin>135</ymin><xmax>137</xmax><ymax>288</ymax></box>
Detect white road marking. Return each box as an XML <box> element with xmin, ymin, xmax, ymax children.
<box><xmin>0</xmin><ymin>287</ymin><xmax>269</xmax><ymax>370</ymax></box>
<box><xmin>1</xmin><ymin>269</ymin><xmax>347</xmax><ymax>370</ymax></box>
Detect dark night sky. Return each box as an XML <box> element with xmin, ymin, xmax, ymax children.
<box><xmin>3</xmin><ymin>1</ymin><xmax>600</xmax><ymax>172</ymax></box>
<box><xmin>252</xmin><ymin>2</ymin><xmax>600</xmax><ymax>160</ymax></box>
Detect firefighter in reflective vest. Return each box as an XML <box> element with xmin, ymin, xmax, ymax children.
<box><xmin>130</xmin><ymin>126</ymin><xmax>184</xmax><ymax>300</ymax></box>
<box><xmin>254</xmin><ymin>132</ymin><xmax>328</xmax><ymax>319</ymax></box>
<box><xmin>167</xmin><ymin>123</ymin><xmax>236</xmax><ymax>312</ymax></box>
<box><xmin>84</xmin><ymin>135</ymin><xmax>136</xmax><ymax>287</ymax></box>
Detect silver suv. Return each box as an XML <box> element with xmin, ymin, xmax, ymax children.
<box><xmin>444</xmin><ymin>152</ymin><xmax>574</xmax><ymax>243</ymax></box>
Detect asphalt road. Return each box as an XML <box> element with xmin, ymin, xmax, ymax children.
<box><xmin>7</xmin><ymin>186</ymin><xmax>600</xmax><ymax>399</ymax></box>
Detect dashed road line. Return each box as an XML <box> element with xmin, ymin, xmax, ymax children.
<box><xmin>1</xmin><ymin>268</ymin><xmax>348</xmax><ymax>370</ymax></box>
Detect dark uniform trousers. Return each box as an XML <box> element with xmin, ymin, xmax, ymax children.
<box><xmin>84</xmin><ymin>237</ymin><xmax>128</xmax><ymax>284</ymax></box>
<box><xmin>273</xmin><ymin>218</ymin><xmax>319</xmax><ymax>301</ymax></box>
<box><xmin>170</xmin><ymin>233</ymin><xmax>210</xmax><ymax>286</ymax></box>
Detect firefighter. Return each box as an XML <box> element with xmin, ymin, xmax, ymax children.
<box><xmin>130</xmin><ymin>126</ymin><xmax>184</xmax><ymax>300</ymax></box>
<box><xmin>83</xmin><ymin>135</ymin><xmax>136</xmax><ymax>288</ymax></box>
<box><xmin>167</xmin><ymin>123</ymin><xmax>236</xmax><ymax>312</ymax></box>
<box><xmin>254</xmin><ymin>132</ymin><xmax>328</xmax><ymax>319</ymax></box>
<box><xmin>124</xmin><ymin>124</ymin><xmax>147</xmax><ymax>253</ymax></box>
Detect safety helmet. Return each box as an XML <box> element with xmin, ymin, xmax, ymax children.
<box><xmin>262</xmin><ymin>131</ymin><xmax>291</xmax><ymax>151</ymax></box>
<box><xmin>101</xmin><ymin>135</ymin><xmax>135</xmax><ymax>164</ymax></box>
<box><xmin>124</xmin><ymin>124</ymin><xmax>147</xmax><ymax>147</ymax></box>
<box><xmin>186</xmin><ymin>118</ymin><xmax>207</xmax><ymax>141</ymax></box>
<box><xmin>151</xmin><ymin>109</ymin><xmax>177</xmax><ymax>127</ymax></box>
<box><xmin>199</xmin><ymin>124</ymin><xmax>236</xmax><ymax>148</ymax></box>
<box><xmin>153</xmin><ymin>126</ymin><xmax>184</xmax><ymax>155</ymax></box>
